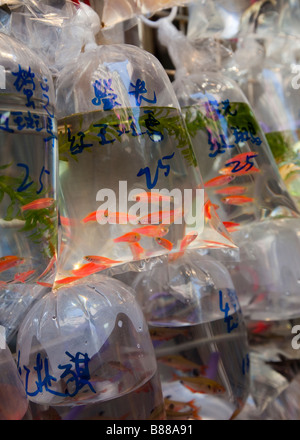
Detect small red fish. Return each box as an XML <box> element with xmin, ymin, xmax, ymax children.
<box><xmin>222</xmin><ymin>195</ymin><xmax>254</xmax><ymax>205</ymax></box>
<box><xmin>36</xmin><ymin>255</ymin><xmax>56</xmax><ymax>281</ymax></box>
<box><xmin>21</xmin><ymin>197</ymin><xmax>54</xmax><ymax>212</ymax></box>
<box><xmin>13</xmin><ymin>269</ymin><xmax>36</xmax><ymax>283</ymax></box>
<box><xmin>204</xmin><ymin>200</ymin><xmax>219</xmax><ymax>220</ymax></box>
<box><xmin>36</xmin><ymin>281</ymin><xmax>53</xmax><ymax>288</ymax></box>
<box><xmin>103</xmin><ymin>211</ymin><xmax>137</xmax><ymax>224</ymax></box>
<box><xmin>138</xmin><ymin>209</ymin><xmax>182</xmax><ymax>225</ymax></box>
<box><xmin>201</xmin><ymin>240</ymin><xmax>237</xmax><ymax>249</ymax></box>
<box><xmin>222</xmin><ymin>221</ymin><xmax>240</xmax><ymax>232</ymax></box>
<box><xmin>113</xmin><ymin>232</ymin><xmax>141</xmax><ymax>243</ymax></box>
<box><xmin>180</xmin><ymin>231</ymin><xmax>198</xmax><ymax>251</ymax></box>
<box><xmin>215</xmin><ymin>186</ymin><xmax>247</xmax><ymax>195</ymax></box>
<box><xmin>71</xmin><ymin>262</ymin><xmax>107</xmax><ymax>277</ymax></box>
<box><xmin>55</xmin><ymin>276</ymin><xmax>82</xmax><ymax>285</ymax></box>
<box><xmin>248</xmin><ymin>321</ymin><xmax>272</xmax><ymax>335</ymax></box>
<box><xmin>224</xmin><ymin>152</ymin><xmax>258</xmax><ymax>165</ymax></box>
<box><xmin>129</xmin><ymin>242</ymin><xmax>145</xmax><ymax>259</ymax></box>
<box><xmin>219</xmin><ymin>165</ymin><xmax>260</xmax><ymax>176</ymax></box>
<box><xmin>155</xmin><ymin>237</ymin><xmax>173</xmax><ymax>251</ymax></box>
<box><xmin>0</xmin><ymin>256</ymin><xmax>25</xmax><ymax>273</ymax></box>
<box><xmin>204</xmin><ymin>175</ymin><xmax>235</xmax><ymax>188</ymax></box>
<box><xmin>132</xmin><ymin>225</ymin><xmax>169</xmax><ymax>238</ymax></box>
<box><xmin>84</xmin><ymin>256</ymin><xmax>122</xmax><ymax>265</ymax></box>
<box><xmin>81</xmin><ymin>211</ymin><xmax>99</xmax><ymax>224</ymax></box>
<box><xmin>131</xmin><ymin>192</ymin><xmax>173</xmax><ymax>203</ymax></box>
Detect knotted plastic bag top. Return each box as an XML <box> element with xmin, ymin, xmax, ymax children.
<box><xmin>0</xmin><ymin>32</ymin><xmax>58</xmax><ymax>286</ymax></box>
<box><xmin>54</xmin><ymin>42</ymin><xmax>236</xmax><ymax>286</ymax></box>
<box><xmin>16</xmin><ymin>276</ymin><xmax>157</xmax><ymax>407</ymax></box>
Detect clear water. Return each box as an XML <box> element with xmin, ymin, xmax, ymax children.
<box><xmin>149</xmin><ymin>313</ymin><xmax>250</xmax><ymax>420</ymax></box>
<box><xmin>0</xmin><ymin>95</ymin><xmax>58</xmax><ymax>284</ymax></box>
<box><xmin>182</xmin><ymin>102</ymin><xmax>298</xmax><ymax>229</ymax></box>
<box><xmin>27</xmin><ymin>371</ymin><xmax>165</xmax><ymax>420</ymax></box>
<box><xmin>57</xmin><ymin>107</ymin><xmax>233</xmax><ymax>282</ymax></box>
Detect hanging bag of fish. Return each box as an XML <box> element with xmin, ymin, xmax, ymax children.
<box><xmin>0</xmin><ymin>31</ymin><xmax>58</xmax><ymax>287</ymax></box>
<box><xmin>158</xmin><ymin>20</ymin><xmax>300</xmax><ymax>322</ymax></box>
<box><xmin>0</xmin><ymin>325</ymin><xmax>31</xmax><ymax>420</ymax></box>
<box><xmin>16</xmin><ymin>276</ymin><xmax>166</xmax><ymax>420</ymax></box>
<box><xmin>55</xmin><ymin>19</ymin><xmax>235</xmax><ymax>286</ymax></box>
<box><xmin>130</xmin><ymin>249</ymin><xmax>250</xmax><ymax>420</ymax></box>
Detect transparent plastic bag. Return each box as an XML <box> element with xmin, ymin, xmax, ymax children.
<box><xmin>0</xmin><ymin>325</ymin><xmax>30</xmax><ymax>420</ymax></box>
<box><xmin>16</xmin><ymin>276</ymin><xmax>166</xmax><ymax>420</ymax></box>
<box><xmin>54</xmin><ymin>40</ymin><xmax>236</xmax><ymax>286</ymax></box>
<box><xmin>129</xmin><ymin>250</ymin><xmax>250</xmax><ymax>420</ymax></box>
<box><xmin>0</xmin><ymin>32</ymin><xmax>58</xmax><ymax>286</ymax></box>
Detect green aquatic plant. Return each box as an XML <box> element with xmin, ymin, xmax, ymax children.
<box><xmin>0</xmin><ymin>162</ymin><xmax>57</xmax><ymax>258</ymax></box>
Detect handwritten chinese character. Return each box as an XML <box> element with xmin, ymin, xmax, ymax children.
<box><xmin>12</xmin><ymin>64</ymin><xmax>36</xmax><ymax>108</ymax></box>
<box><xmin>68</xmin><ymin>128</ymin><xmax>93</xmax><ymax>154</ymax></box>
<box><xmin>92</xmin><ymin>79</ymin><xmax>121</xmax><ymax>111</ymax></box>
<box><xmin>207</xmin><ymin>128</ymin><xmax>234</xmax><ymax>158</ymax></box>
<box><xmin>231</xmin><ymin>123</ymin><xmax>262</xmax><ymax>146</ymax></box>
<box><xmin>143</xmin><ymin>110</ymin><xmax>164</xmax><ymax>142</ymax></box>
<box><xmin>129</xmin><ymin>79</ymin><xmax>157</xmax><ymax>107</ymax></box>
<box><xmin>93</xmin><ymin>123</ymin><xmax>116</xmax><ymax>145</ymax></box>
<box><xmin>221</xmin><ymin>99</ymin><xmax>237</xmax><ymax>117</ymax></box>
<box><xmin>58</xmin><ymin>351</ymin><xmax>96</xmax><ymax>397</ymax></box>
<box><xmin>137</xmin><ymin>152</ymin><xmax>175</xmax><ymax>190</ymax></box>
<box><xmin>0</xmin><ymin>112</ymin><xmax>14</xmax><ymax>133</ymax></box>
<box><xmin>219</xmin><ymin>290</ymin><xmax>239</xmax><ymax>333</ymax></box>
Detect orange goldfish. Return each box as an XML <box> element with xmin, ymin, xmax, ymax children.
<box><xmin>159</xmin><ymin>355</ymin><xmax>206</xmax><ymax>374</ymax></box>
<box><xmin>21</xmin><ymin>197</ymin><xmax>54</xmax><ymax>212</ymax></box>
<box><xmin>132</xmin><ymin>225</ymin><xmax>169</xmax><ymax>238</ymax></box>
<box><xmin>180</xmin><ymin>231</ymin><xmax>198</xmax><ymax>251</ymax></box>
<box><xmin>84</xmin><ymin>256</ymin><xmax>122</xmax><ymax>265</ymax></box>
<box><xmin>204</xmin><ymin>175</ymin><xmax>235</xmax><ymax>188</ymax></box>
<box><xmin>131</xmin><ymin>192</ymin><xmax>174</xmax><ymax>203</ymax></box>
<box><xmin>155</xmin><ymin>237</ymin><xmax>173</xmax><ymax>251</ymax></box>
<box><xmin>71</xmin><ymin>262</ymin><xmax>107</xmax><ymax>277</ymax></box>
<box><xmin>204</xmin><ymin>200</ymin><xmax>219</xmax><ymax>220</ymax></box>
<box><xmin>113</xmin><ymin>232</ymin><xmax>141</xmax><ymax>243</ymax></box>
<box><xmin>138</xmin><ymin>209</ymin><xmax>182</xmax><ymax>225</ymax></box>
<box><xmin>224</xmin><ymin>152</ymin><xmax>258</xmax><ymax>165</ymax></box>
<box><xmin>81</xmin><ymin>211</ymin><xmax>99</xmax><ymax>223</ymax></box>
<box><xmin>219</xmin><ymin>165</ymin><xmax>260</xmax><ymax>176</ymax></box>
<box><xmin>222</xmin><ymin>221</ymin><xmax>240</xmax><ymax>232</ymax></box>
<box><xmin>55</xmin><ymin>276</ymin><xmax>82</xmax><ymax>285</ymax></box>
<box><xmin>215</xmin><ymin>186</ymin><xmax>247</xmax><ymax>195</ymax></box>
<box><xmin>104</xmin><ymin>211</ymin><xmax>137</xmax><ymax>224</ymax></box>
<box><xmin>36</xmin><ymin>281</ymin><xmax>53</xmax><ymax>288</ymax></box>
<box><xmin>164</xmin><ymin>397</ymin><xmax>198</xmax><ymax>413</ymax></box>
<box><xmin>0</xmin><ymin>256</ymin><xmax>24</xmax><ymax>273</ymax></box>
<box><xmin>12</xmin><ymin>269</ymin><xmax>36</xmax><ymax>283</ymax></box>
<box><xmin>129</xmin><ymin>242</ymin><xmax>145</xmax><ymax>259</ymax></box>
<box><xmin>222</xmin><ymin>195</ymin><xmax>254</xmax><ymax>205</ymax></box>
<box><xmin>175</xmin><ymin>374</ymin><xmax>226</xmax><ymax>395</ymax></box>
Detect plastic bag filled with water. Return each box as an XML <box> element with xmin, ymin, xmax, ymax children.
<box><xmin>16</xmin><ymin>276</ymin><xmax>166</xmax><ymax>420</ymax></box>
<box><xmin>129</xmin><ymin>250</ymin><xmax>250</xmax><ymax>420</ymax></box>
<box><xmin>0</xmin><ymin>32</ymin><xmax>58</xmax><ymax>286</ymax></box>
<box><xmin>0</xmin><ymin>325</ymin><xmax>30</xmax><ymax>420</ymax></box>
<box><xmin>55</xmin><ymin>32</ymin><xmax>236</xmax><ymax>286</ymax></box>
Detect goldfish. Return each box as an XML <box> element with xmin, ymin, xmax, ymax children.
<box><xmin>138</xmin><ymin>209</ymin><xmax>182</xmax><ymax>225</ymax></box>
<box><xmin>219</xmin><ymin>165</ymin><xmax>260</xmax><ymax>176</ymax></box>
<box><xmin>81</xmin><ymin>210</ymin><xmax>99</xmax><ymax>223</ymax></box>
<box><xmin>129</xmin><ymin>242</ymin><xmax>145</xmax><ymax>259</ymax></box>
<box><xmin>158</xmin><ymin>355</ymin><xmax>206</xmax><ymax>375</ymax></box>
<box><xmin>36</xmin><ymin>255</ymin><xmax>56</xmax><ymax>281</ymax></box>
<box><xmin>132</xmin><ymin>225</ymin><xmax>169</xmax><ymax>238</ymax></box>
<box><xmin>113</xmin><ymin>232</ymin><xmax>141</xmax><ymax>243</ymax></box>
<box><xmin>55</xmin><ymin>276</ymin><xmax>82</xmax><ymax>285</ymax></box>
<box><xmin>224</xmin><ymin>152</ymin><xmax>258</xmax><ymax>165</ymax></box>
<box><xmin>0</xmin><ymin>256</ymin><xmax>24</xmax><ymax>273</ymax></box>
<box><xmin>104</xmin><ymin>211</ymin><xmax>137</xmax><ymax>224</ymax></box>
<box><xmin>36</xmin><ymin>281</ymin><xmax>53</xmax><ymax>288</ymax></box>
<box><xmin>71</xmin><ymin>262</ymin><xmax>107</xmax><ymax>277</ymax></box>
<box><xmin>131</xmin><ymin>191</ymin><xmax>173</xmax><ymax>203</ymax></box>
<box><xmin>204</xmin><ymin>175</ymin><xmax>235</xmax><ymax>188</ymax></box>
<box><xmin>222</xmin><ymin>195</ymin><xmax>254</xmax><ymax>205</ymax></box>
<box><xmin>84</xmin><ymin>256</ymin><xmax>122</xmax><ymax>265</ymax></box>
<box><xmin>222</xmin><ymin>221</ymin><xmax>240</xmax><ymax>232</ymax></box>
<box><xmin>21</xmin><ymin>197</ymin><xmax>54</xmax><ymax>212</ymax></box>
<box><xmin>180</xmin><ymin>231</ymin><xmax>198</xmax><ymax>251</ymax></box>
<box><xmin>164</xmin><ymin>397</ymin><xmax>198</xmax><ymax>413</ymax></box>
<box><xmin>174</xmin><ymin>374</ymin><xmax>226</xmax><ymax>395</ymax></box>
<box><xmin>12</xmin><ymin>269</ymin><xmax>36</xmax><ymax>283</ymax></box>
<box><xmin>215</xmin><ymin>186</ymin><xmax>247</xmax><ymax>195</ymax></box>
<box><xmin>204</xmin><ymin>200</ymin><xmax>219</xmax><ymax>220</ymax></box>
<box><xmin>155</xmin><ymin>237</ymin><xmax>173</xmax><ymax>251</ymax></box>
